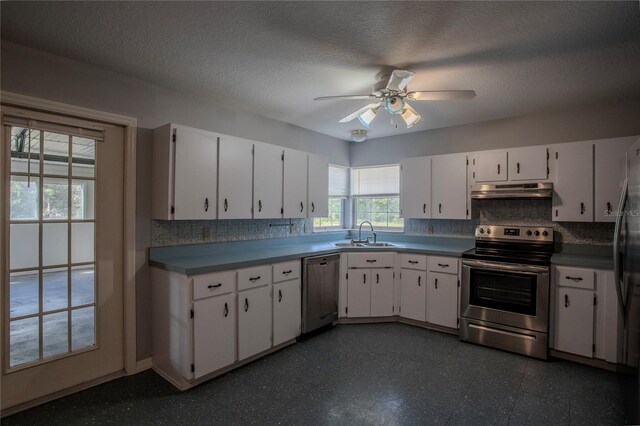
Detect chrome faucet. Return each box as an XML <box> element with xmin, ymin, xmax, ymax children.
<box><xmin>357</xmin><ymin>221</ymin><xmax>377</xmax><ymax>243</ymax></box>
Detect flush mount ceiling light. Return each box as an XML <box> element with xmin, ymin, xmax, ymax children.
<box><xmin>350</xmin><ymin>129</ymin><xmax>367</xmax><ymax>143</ymax></box>
<box><xmin>314</xmin><ymin>69</ymin><xmax>475</xmax><ymax>129</ymax></box>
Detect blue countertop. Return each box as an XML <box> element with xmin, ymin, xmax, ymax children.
<box><xmin>550</xmin><ymin>244</ymin><xmax>614</xmax><ymax>270</ymax></box>
<box><xmin>149</xmin><ymin>232</ymin><xmax>475</xmax><ymax>275</ymax></box>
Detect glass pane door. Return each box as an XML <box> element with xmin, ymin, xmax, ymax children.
<box><xmin>7</xmin><ymin>126</ymin><xmax>97</xmax><ymax>369</ymax></box>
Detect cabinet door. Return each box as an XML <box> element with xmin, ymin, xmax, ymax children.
<box><xmin>426</xmin><ymin>273</ymin><xmax>458</xmax><ymax>328</ymax></box>
<box><xmin>473</xmin><ymin>150</ymin><xmax>507</xmax><ymax>182</ymax></box>
<box><xmin>555</xmin><ymin>287</ymin><xmax>594</xmax><ymax>358</ymax></box>
<box><xmin>193</xmin><ymin>293</ymin><xmax>236</xmax><ymax>378</ymax></box>
<box><xmin>347</xmin><ymin>269</ymin><xmax>371</xmax><ymax>317</ymax></box>
<box><xmin>400</xmin><ymin>269</ymin><xmax>426</xmax><ymax>322</ymax></box>
<box><xmin>238</xmin><ymin>286</ymin><xmax>272</xmax><ymax>360</ymax></box>
<box><xmin>253</xmin><ymin>142</ymin><xmax>283</xmax><ymax>219</ymax></box>
<box><xmin>552</xmin><ymin>142</ymin><xmax>593</xmax><ymax>222</ymax></box>
<box><xmin>308</xmin><ymin>154</ymin><xmax>329</xmax><ymax>218</ymax></box>
<box><xmin>371</xmin><ymin>269</ymin><xmax>395</xmax><ymax>317</ymax></box>
<box><xmin>509</xmin><ymin>146</ymin><xmax>548</xmax><ymax>181</ymax></box>
<box><xmin>400</xmin><ymin>156</ymin><xmax>431</xmax><ymax>218</ymax></box>
<box><xmin>595</xmin><ymin>137</ymin><xmax>635</xmax><ymax>222</ymax></box>
<box><xmin>219</xmin><ymin>136</ymin><xmax>254</xmax><ymax>219</ymax></box>
<box><xmin>283</xmin><ymin>148</ymin><xmax>308</xmax><ymax>218</ymax></box>
<box><xmin>173</xmin><ymin>125</ymin><xmax>218</xmax><ymax>220</ymax></box>
<box><xmin>431</xmin><ymin>153</ymin><xmax>468</xmax><ymax>219</ymax></box>
<box><xmin>273</xmin><ymin>279</ymin><xmax>301</xmax><ymax>346</ymax></box>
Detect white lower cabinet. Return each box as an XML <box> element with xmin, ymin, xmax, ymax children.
<box><xmin>555</xmin><ymin>286</ymin><xmax>594</xmax><ymax>358</ymax></box>
<box><xmin>238</xmin><ymin>285</ymin><xmax>273</xmax><ymax>360</ymax></box>
<box><xmin>400</xmin><ymin>269</ymin><xmax>426</xmax><ymax>322</ymax></box>
<box><xmin>347</xmin><ymin>269</ymin><xmax>371</xmax><ymax>317</ymax></box>
<box><xmin>371</xmin><ymin>269</ymin><xmax>395</xmax><ymax>317</ymax></box>
<box><xmin>273</xmin><ymin>279</ymin><xmax>301</xmax><ymax>346</ymax></box>
<box><xmin>193</xmin><ymin>293</ymin><xmax>236</xmax><ymax>378</ymax></box>
<box><xmin>426</xmin><ymin>272</ymin><xmax>458</xmax><ymax>329</ymax></box>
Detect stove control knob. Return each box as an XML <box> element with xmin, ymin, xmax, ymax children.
<box><xmin>534</xmin><ymin>230</ymin><xmax>540</xmax><ymax>237</ymax></box>
<box><xmin>479</xmin><ymin>228</ymin><xmax>484</xmax><ymax>234</ymax></box>
<box><xmin>542</xmin><ymin>230</ymin><xmax>549</xmax><ymax>237</ymax></box>
<box><xmin>526</xmin><ymin>230</ymin><xmax>532</xmax><ymax>236</ymax></box>
<box><xmin>486</xmin><ymin>229</ymin><xmax>491</xmax><ymax>235</ymax></box>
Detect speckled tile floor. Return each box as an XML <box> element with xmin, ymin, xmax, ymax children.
<box><xmin>3</xmin><ymin>323</ymin><xmax>629</xmax><ymax>425</ymax></box>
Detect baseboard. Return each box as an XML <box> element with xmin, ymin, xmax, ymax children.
<box><xmin>336</xmin><ymin>316</ymin><xmax>460</xmax><ymax>336</ymax></box>
<box><xmin>136</xmin><ymin>357</ymin><xmax>153</xmax><ymax>372</ymax></box>
<box><xmin>549</xmin><ymin>349</ymin><xmax>618</xmax><ymax>372</ymax></box>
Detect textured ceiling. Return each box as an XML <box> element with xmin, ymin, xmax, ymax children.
<box><xmin>2</xmin><ymin>1</ymin><xmax>640</xmax><ymax>141</ymax></box>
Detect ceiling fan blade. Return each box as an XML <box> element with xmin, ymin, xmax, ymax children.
<box><xmin>386</xmin><ymin>70</ymin><xmax>415</xmax><ymax>92</ymax></box>
<box><xmin>314</xmin><ymin>95</ymin><xmax>379</xmax><ymax>101</ymax></box>
<box><xmin>338</xmin><ymin>102</ymin><xmax>382</xmax><ymax>123</ymax></box>
<box><xmin>407</xmin><ymin>90</ymin><xmax>476</xmax><ymax>101</ymax></box>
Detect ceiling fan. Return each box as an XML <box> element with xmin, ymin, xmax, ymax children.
<box><xmin>314</xmin><ymin>70</ymin><xmax>476</xmax><ymax>129</ymax></box>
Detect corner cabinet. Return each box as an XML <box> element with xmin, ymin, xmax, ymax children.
<box><xmin>400</xmin><ymin>156</ymin><xmax>431</xmax><ymax>218</ymax></box>
<box><xmin>152</xmin><ymin>124</ymin><xmax>219</xmax><ymax>220</ymax></box>
<box><xmin>551</xmin><ymin>142</ymin><xmax>593</xmax><ymax>222</ymax></box>
<box><xmin>346</xmin><ymin>252</ymin><xmax>395</xmax><ymax>318</ymax></box>
<box><xmin>218</xmin><ymin>136</ymin><xmax>254</xmax><ymax>219</ymax></box>
<box><xmin>308</xmin><ymin>154</ymin><xmax>329</xmax><ymax>218</ymax></box>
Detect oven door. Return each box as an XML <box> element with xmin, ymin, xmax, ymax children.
<box><xmin>461</xmin><ymin>259</ymin><xmax>549</xmax><ymax>332</ymax></box>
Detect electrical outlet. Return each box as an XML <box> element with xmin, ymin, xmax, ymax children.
<box><xmin>203</xmin><ymin>226</ymin><xmax>211</xmax><ymax>240</ymax></box>
<box><xmin>427</xmin><ymin>224</ymin><xmax>434</xmax><ymax>234</ymax></box>
<box><xmin>291</xmin><ymin>223</ymin><xmax>298</xmax><ymax>232</ymax></box>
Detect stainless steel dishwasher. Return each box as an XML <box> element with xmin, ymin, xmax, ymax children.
<box><xmin>302</xmin><ymin>253</ymin><xmax>340</xmax><ymax>334</ymax></box>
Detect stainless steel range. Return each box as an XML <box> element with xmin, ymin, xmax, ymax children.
<box><xmin>460</xmin><ymin>225</ymin><xmax>554</xmax><ymax>359</ymax></box>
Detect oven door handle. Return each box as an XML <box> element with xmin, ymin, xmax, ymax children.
<box><xmin>462</xmin><ymin>259</ymin><xmax>549</xmax><ymax>274</ymax></box>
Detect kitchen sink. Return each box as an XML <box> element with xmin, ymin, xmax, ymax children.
<box><xmin>334</xmin><ymin>242</ymin><xmax>366</xmax><ymax>247</ymax></box>
<box><xmin>333</xmin><ymin>241</ymin><xmax>401</xmax><ymax>248</ymax></box>
<box><xmin>362</xmin><ymin>242</ymin><xmax>398</xmax><ymax>247</ymax></box>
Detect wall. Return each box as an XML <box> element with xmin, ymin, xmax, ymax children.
<box><xmin>1</xmin><ymin>42</ymin><xmax>351</xmax><ymax>361</ymax></box>
<box><xmin>351</xmin><ymin>97</ymin><xmax>640</xmax><ymax>167</ymax></box>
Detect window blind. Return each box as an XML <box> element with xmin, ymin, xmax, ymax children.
<box><xmin>328</xmin><ymin>165</ymin><xmax>349</xmax><ymax>197</ymax></box>
<box><xmin>351</xmin><ymin>165</ymin><xmax>400</xmax><ymax>196</ymax></box>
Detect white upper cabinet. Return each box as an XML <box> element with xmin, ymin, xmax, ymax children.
<box><xmin>218</xmin><ymin>136</ymin><xmax>254</xmax><ymax>219</ymax></box>
<box><xmin>508</xmin><ymin>146</ymin><xmax>549</xmax><ymax>181</ymax></box>
<box><xmin>595</xmin><ymin>137</ymin><xmax>636</xmax><ymax>222</ymax></box>
<box><xmin>308</xmin><ymin>154</ymin><xmax>329</xmax><ymax>218</ymax></box>
<box><xmin>431</xmin><ymin>153</ymin><xmax>468</xmax><ymax>219</ymax></box>
<box><xmin>283</xmin><ymin>148</ymin><xmax>308</xmax><ymax>218</ymax></box>
<box><xmin>152</xmin><ymin>124</ymin><xmax>218</xmax><ymax>220</ymax></box>
<box><xmin>473</xmin><ymin>150</ymin><xmax>508</xmax><ymax>182</ymax></box>
<box><xmin>253</xmin><ymin>142</ymin><xmax>283</xmax><ymax>219</ymax></box>
<box><xmin>551</xmin><ymin>142</ymin><xmax>593</xmax><ymax>222</ymax></box>
<box><xmin>400</xmin><ymin>156</ymin><xmax>431</xmax><ymax>218</ymax></box>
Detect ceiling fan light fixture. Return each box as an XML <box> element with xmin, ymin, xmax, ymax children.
<box><xmin>385</xmin><ymin>96</ymin><xmax>405</xmax><ymax>114</ymax></box>
<box><xmin>350</xmin><ymin>129</ymin><xmax>368</xmax><ymax>143</ymax></box>
<box><xmin>357</xmin><ymin>107</ymin><xmax>377</xmax><ymax>127</ymax></box>
<box><xmin>401</xmin><ymin>103</ymin><xmax>422</xmax><ymax>128</ymax></box>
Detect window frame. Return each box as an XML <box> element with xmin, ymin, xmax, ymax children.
<box><xmin>350</xmin><ymin>164</ymin><xmax>404</xmax><ymax>232</ymax></box>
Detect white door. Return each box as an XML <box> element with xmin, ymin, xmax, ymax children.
<box><xmin>347</xmin><ymin>269</ymin><xmax>371</xmax><ymax>317</ymax></box>
<box><xmin>371</xmin><ymin>269</ymin><xmax>394</xmax><ymax>317</ymax></box>
<box><xmin>173</xmin><ymin>125</ymin><xmax>218</xmax><ymax>220</ymax></box>
<box><xmin>400</xmin><ymin>156</ymin><xmax>430</xmax><ymax>218</ymax></box>
<box><xmin>218</xmin><ymin>136</ymin><xmax>253</xmax><ymax>219</ymax></box>
<box><xmin>273</xmin><ymin>279</ymin><xmax>301</xmax><ymax>346</ymax></box>
<box><xmin>552</xmin><ymin>142</ymin><xmax>593</xmax><ymax>222</ymax></box>
<box><xmin>555</xmin><ymin>287</ymin><xmax>594</xmax><ymax>358</ymax></box>
<box><xmin>594</xmin><ymin>137</ymin><xmax>635</xmax><ymax>222</ymax></box>
<box><xmin>473</xmin><ymin>150</ymin><xmax>507</xmax><ymax>182</ymax></box>
<box><xmin>193</xmin><ymin>293</ymin><xmax>235</xmax><ymax>378</ymax></box>
<box><xmin>426</xmin><ymin>273</ymin><xmax>458</xmax><ymax>328</ymax></box>
<box><xmin>431</xmin><ymin>153</ymin><xmax>468</xmax><ymax>219</ymax></box>
<box><xmin>399</xmin><ymin>269</ymin><xmax>426</xmax><ymax>322</ymax></box>
<box><xmin>2</xmin><ymin>112</ymin><xmax>124</xmax><ymax>410</ymax></box>
<box><xmin>253</xmin><ymin>142</ymin><xmax>283</xmax><ymax>219</ymax></box>
<box><xmin>283</xmin><ymin>148</ymin><xmax>308</xmax><ymax>218</ymax></box>
<box><xmin>237</xmin><ymin>285</ymin><xmax>272</xmax><ymax>360</ymax></box>
<box><xmin>508</xmin><ymin>146</ymin><xmax>548</xmax><ymax>181</ymax></box>
<box><xmin>307</xmin><ymin>154</ymin><xmax>328</xmax><ymax>218</ymax></box>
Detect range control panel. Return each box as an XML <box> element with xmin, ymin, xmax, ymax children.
<box><xmin>475</xmin><ymin>225</ymin><xmax>553</xmax><ymax>243</ymax></box>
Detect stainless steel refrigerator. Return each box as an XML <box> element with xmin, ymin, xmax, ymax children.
<box><xmin>616</xmin><ymin>138</ymin><xmax>640</xmax><ymax>423</ymax></box>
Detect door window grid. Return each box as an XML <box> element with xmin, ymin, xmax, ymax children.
<box><xmin>7</xmin><ymin>126</ymin><xmax>98</xmax><ymax>370</ymax></box>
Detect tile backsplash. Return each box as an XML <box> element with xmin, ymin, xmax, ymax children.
<box><xmin>405</xmin><ymin>199</ymin><xmax>614</xmax><ymax>246</ymax></box>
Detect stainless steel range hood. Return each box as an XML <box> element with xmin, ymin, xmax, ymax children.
<box><xmin>471</xmin><ymin>182</ymin><xmax>553</xmax><ymax>199</ymax></box>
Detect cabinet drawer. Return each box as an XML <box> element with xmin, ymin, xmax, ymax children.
<box><xmin>273</xmin><ymin>260</ymin><xmax>301</xmax><ymax>283</ymax></box>
<box><xmin>401</xmin><ymin>254</ymin><xmax>427</xmax><ymax>270</ymax></box>
<box><xmin>556</xmin><ymin>266</ymin><xmax>594</xmax><ymax>290</ymax></box>
<box><xmin>192</xmin><ymin>270</ymin><xmax>236</xmax><ymax>300</ymax></box>
<box><xmin>238</xmin><ymin>264</ymin><xmax>272</xmax><ymax>290</ymax></box>
<box><xmin>348</xmin><ymin>252</ymin><xmax>395</xmax><ymax>268</ymax></box>
<box><xmin>428</xmin><ymin>256</ymin><xmax>458</xmax><ymax>274</ymax></box>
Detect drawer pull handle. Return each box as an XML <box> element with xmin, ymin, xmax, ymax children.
<box><xmin>244</xmin><ymin>298</ymin><xmax>249</xmax><ymax>312</ymax></box>
<box><xmin>565</xmin><ymin>276</ymin><xmax>583</xmax><ymax>282</ymax></box>
<box><xmin>282</xmin><ymin>270</ymin><xmax>292</xmax><ymax>275</ymax></box>
<box><xmin>224</xmin><ymin>302</ymin><xmax>229</xmax><ymax>317</ymax></box>
<box><xmin>278</xmin><ymin>289</ymin><xmax>283</xmax><ymax>302</ymax></box>
<box><xmin>408</xmin><ymin>260</ymin><xmax>419</xmax><ymax>264</ymax></box>
<box><xmin>564</xmin><ymin>294</ymin><xmax>569</xmax><ymax>308</ymax></box>
<box><xmin>207</xmin><ymin>283</ymin><xmax>222</xmax><ymax>289</ymax></box>
<box><xmin>366</xmin><ymin>259</ymin><xmax>377</xmax><ymax>263</ymax></box>
<box><xmin>438</xmin><ymin>263</ymin><xmax>450</xmax><ymax>268</ymax></box>
<box><xmin>249</xmin><ymin>276</ymin><xmax>261</xmax><ymax>282</ymax></box>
